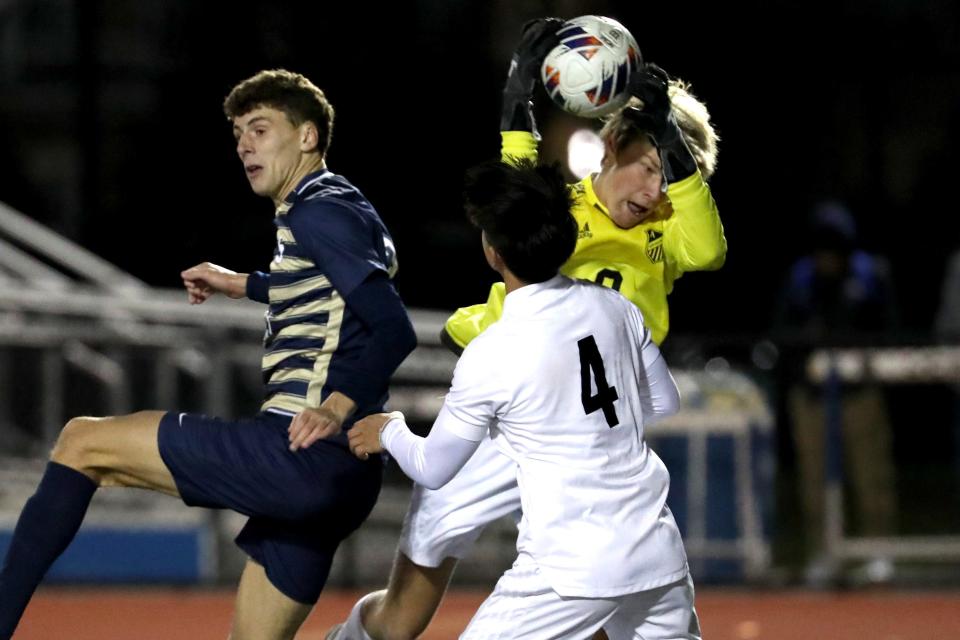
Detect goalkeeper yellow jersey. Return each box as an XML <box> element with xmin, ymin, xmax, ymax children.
<box><xmin>444</xmin><ymin>131</ymin><xmax>726</xmax><ymax>348</ymax></box>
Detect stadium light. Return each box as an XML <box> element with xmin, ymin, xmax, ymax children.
<box><xmin>566</xmin><ymin>128</ymin><xmax>604</xmax><ymax>180</ymax></box>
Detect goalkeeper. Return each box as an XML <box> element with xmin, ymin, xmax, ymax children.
<box><xmin>328</xmin><ymin>17</ymin><xmax>725</xmax><ymax>640</ymax></box>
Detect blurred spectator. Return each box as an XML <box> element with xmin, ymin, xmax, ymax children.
<box><xmin>772</xmin><ymin>200</ymin><xmax>898</xmax><ymax>586</ymax></box>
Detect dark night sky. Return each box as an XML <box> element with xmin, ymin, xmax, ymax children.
<box><xmin>3</xmin><ymin>0</ymin><xmax>959</xmax><ymax>340</ymax></box>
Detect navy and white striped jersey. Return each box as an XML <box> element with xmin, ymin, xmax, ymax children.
<box><xmin>250</xmin><ymin>170</ymin><xmax>399</xmax><ymax>418</ymax></box>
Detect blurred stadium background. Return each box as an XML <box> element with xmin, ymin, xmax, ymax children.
<box><xmin>1</xmin><ymin>0</ymin><xmax>960</xmax><ymax>638</ymax></box>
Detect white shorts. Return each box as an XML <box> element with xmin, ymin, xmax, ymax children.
<box><xmin>461</xmin><ymin>553</ymin><xmax>701</xmax><ymax>640</ymax></box>
<box><xmin>398</xmin><ymin>435</ymin><xmax>522</xmax><ymax>567</ymax></box>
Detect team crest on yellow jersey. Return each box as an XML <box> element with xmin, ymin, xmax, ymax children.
<box><xmin>578</xmin><ymin>222</ymin><xmax>593</xmax><ymax>239</ymax></box>
<box><xmin>646</xmin><ymin>229</ymin><xmax>664</xmax><ymax>263</ymax></box>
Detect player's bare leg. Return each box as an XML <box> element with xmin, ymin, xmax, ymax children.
<box><xmin>57</xmin><ymin>414</ymin><xmax>316</xmax><ymax>640</ymax></box>
<box><xmin>230</xmin><ymin>559</ymin><xmax>313</xmax><ymax>640</ymax></box>
<box><xmin>370</xmin><ymin>552</ymin><xmax>457</xmax><ymax>640</ymax></box>
<box><xmin>330</xmin><ymin>550</ymin><xmax>611</xmax><ymax>640</ymax></box>
<box><xmin>0</xmin><ymin>411</ymin><xmax>179</xmax><ymax>636</ymax></box>
<box><xmin>329</xmin><ymin>552</ymin><xmax>457</xmax><ymax>640</ymax></box>
<box><xmin>51</xmin><ymin>411</ymin><xmax>176</xmax><ymax>492</ymax></box>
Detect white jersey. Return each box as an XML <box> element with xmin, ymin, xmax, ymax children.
<box><xmin>384</xmin><ymin>275</ymin><xmax>688</xmax><ymax>598</ymax></box>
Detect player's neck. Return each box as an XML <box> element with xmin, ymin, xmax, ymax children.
<box><xmin>502</xmin><ymin>269</ymin><xmax>534</xmax><ymax>295</ymax></box>
<box><xmin>591</xmin><ymin>170</ymin><xmax>609</xmax><ymax>210</ymax></box>
<box><xmin>272</xmin><ymin>156</ymin><xmax>327</xmax><ymax>207</ymax></box>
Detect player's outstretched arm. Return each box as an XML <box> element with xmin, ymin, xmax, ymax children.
<box><xmin>660</xmin><ymin>172</ymin><xmax>726</xmax><ymax>272</ymax></box>
<box><xmin>500</xmin><ymin>17</ymin><xmax>563</xmax><ymax>134</ymax></box>
<box><xmin>180</xmin><ymin>262</ymin><xmax>250</xmax><ymax>304</ymax></box>
<box><xmin>500</xmin><ymin>18</ymin><xmax>562</xmax><ymax>164</ymax></box>
<box><xmin>628</xmin><ymin>64</ymin><xmax>726</xmax><ymax>272</ymax></box>
<box><xmin>349</xmin><ymin>411</ymin><xmax>481</xmax><ymax>489</ymax></box>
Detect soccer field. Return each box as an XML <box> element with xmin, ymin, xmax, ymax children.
<box><xmin>14</xmin><ymin>587</ymin><xmax>960</xmax><ymax>639</ymax></box>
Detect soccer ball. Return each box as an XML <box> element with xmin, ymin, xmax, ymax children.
<box><xmin>540</xmin><ymin>15</ymin><xmax>642</xmax><ymax>118</ymax></box>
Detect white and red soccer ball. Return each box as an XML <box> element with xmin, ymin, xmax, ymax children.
<box><xmin>541</xmin><ymin>15</ymin><xmax>642</xmax><ymax>119</ymax></box>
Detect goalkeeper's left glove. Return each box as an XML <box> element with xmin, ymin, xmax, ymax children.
<box><xmin>625</xmin><ymin>63</ymin><xmax>698</xmax><ymax>186</ymax></box>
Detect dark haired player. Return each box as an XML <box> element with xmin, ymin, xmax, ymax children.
<box><xmin>348</xmin><ymin>159</ymin><xmax>700</xmax><ymax>639</ymax></box>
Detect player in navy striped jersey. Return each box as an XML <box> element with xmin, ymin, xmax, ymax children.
<box><xmin>0</xmin><ymin>69</ymin><xmax>416</xmax><ymax>640</ymax></box>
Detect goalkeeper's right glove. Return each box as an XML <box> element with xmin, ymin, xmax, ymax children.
<box><xmin>500</xmin><ymin>17</ymin><xmax>564</xmax><ymax>135</ymax></box>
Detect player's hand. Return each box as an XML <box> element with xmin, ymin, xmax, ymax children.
<box><xmin>347</xmin><ymin>413</ymin><xmax>392</xmax><ymax>460</ymax></box>
<box><xmin>625</xmin><ymin>63</ymin><xmax>698</xmax><ymax>184</ymax></box>
<box><xmin>180</xmin><ymin>262</ymin><xmax>247</xmax><ymax>304</ymax></box>
<box><xmin>627</xmin><ymin>63</ymin><xmax>672</xmax><ymax>138</ymax></box>
<box><xmin>507</xmin><ymin>18</ymin><xmax>564</xmax><ymax>95</ymax></box>
<box><xmin>501</xmin><ymin>17</ymin><xmax>564</xmax><ymax>132</ymax></box>
<box><xmin>288</xmin><ymin>406</ymin><xmax>344</xmax><ymax>451</ymax></box>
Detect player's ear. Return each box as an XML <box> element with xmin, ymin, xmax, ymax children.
<box><xmin>299</xmin><ymin>121</ymin><xmax>319</xmax><ymax>153</ymax></box>
<box><xmin>600</xmin><ymin>135</ymin><xmax>616</xmax><ymax>169</ymax></box>
<box><xmin>481</xmin><ymin>233</ymin><xmax>503</xmax><ymax>273</ymax></box>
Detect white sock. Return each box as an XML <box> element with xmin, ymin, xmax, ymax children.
<box><xmin>340</xmin><ymin>592</ymin><xmax>378</xmax><ymax>640</ymax></box>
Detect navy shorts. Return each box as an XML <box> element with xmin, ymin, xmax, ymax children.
<box><xmin>157</xmin><ymin>410</ymin><xmax>382</xmax><ymax>604</ymax></box>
